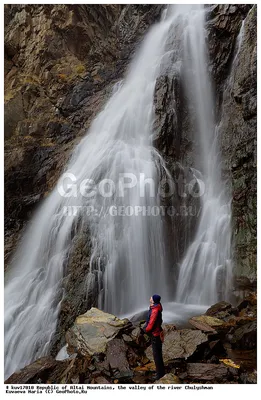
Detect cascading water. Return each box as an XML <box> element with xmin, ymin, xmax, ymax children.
<box><xmin>4</xmin><ymin>4</ymin><xmax>233</xmax><ymax>380</ymax></box>
<box><xmin>175</xmin><ymin>7</ymin><xmax>234</xmax><ymax>305</ymax></box>
<box><xmin>4</xmin><ymin>6</ymin><xmax>175</xmax><ymax>380</ymax></box>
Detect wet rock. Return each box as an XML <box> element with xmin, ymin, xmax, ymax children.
<box><xmin>224</xmin><ymin>343</ymin><xmax>256</xmax><ymax>373</ymax></box>
<box><xmin>126</xmin><ymin>347</ymin><xmax>141</xmax><ymax>368</ymax></box>
<box><xmin>131</xmin><ymin>326</ymin><xmax>142</xmax><ymax>340</ymax></box>
<box><xmin>207</xmin><ymin>4</ymin><xmax>251</xmax><ymax>85</ymax></box>
<box><xmin>237</xmin><ymin>292</ymin><xmax>257</xmax><ymax>311</ymax></box>
<box><xmin>106</xmin><ymin>339</ymin><xmax>133</xmax><ymax>380</ymax></box>
<box><xmin>94</xmin><ymin>357</ymin><xmax>111</xmax><ymax>377</ymax></box>
<box><xmin>189</xmin><ymin>315</ymin><xmax>225</xmax><ymax>332</ymax></box>
<box><xmin>163</xmin><ymin>324</ymin><xmax>177</xmax><ymax>333</ymax></box>
<box><xmin>227</xmin><ymin>321</ymin><xmax>257</xmax><ymax>350</ymax></box>
<box><xmin>186</xmin><ymin>363</ymin><xmax>229</xmax><ymax>382</ymax></box>
<box><xmin>239</xmin><ymin>370</ymin><xmax>257</xmax><ymax>384</ymax></box>
<box><xmin>153</xmin><ymin>74</ymin><xmax>182</xmax><ymax>160</ymax></box>
<box><xmin>207</xmin><ymin>355</ymin><xmax>220</xmax><ymax>364</ymax></box>
<box><xmin>5</xmin><ymin>356</ymin><xmax>70</xmax><ymax>384</ymax></box>
<box><xmin>155</xmin><ymin>373</ymin><xmax>181</xmax><ymax>384</ymax></box>
<box><xmin>227</xmin><ymin>316</ymin><xmax>256</xmax><ymax>328</ymax></box>
<box><xmin>50</xmin><ymin>228</ymin><xmax>93</xmax><ymax>356</ymax></box>
<box><xmin>205</xmin><ymin>301</ymin><xmax>233</xmax><ymax>319</ymax></box>
<box><xmin>92</xmin><ymin>376</ymin><xmax>111</xmax><ymax>384</ymax></box>
<box><xmin>4</xmin><ymin>92</ymin><xmax>25</xmax><ymax>139</ymax></box>
<box><xmin>146</xmin><ymin>329</ymin><xmax>208</xmax><ymax>364</ymax></box>
<box><xmin>234</xmin><ymin>276</ymin><xmax>257</xmax><ymax>292</ymax></box>
<box><xmin>122</xmin><ymin>334</ymin><xmax>133</xmax><ymax>344</ymax></box>
<box><xmin>153</xmin><ymin>72</ymin><xmax>201</xmax><ymax>269</ymax></box>
<box><xmin>188</xmin><ymin>319</ymin><xmax>216</xmax><ymax>333</ymax></box>
<box><xmin>213</xmin><ymin>5</ymin><xmax>257</xmax><ymax>281</ymax></box>
<box><xmin>62</xmin><ymin>79</ymin><xmax>96</xmax><ymax>112</ymax></box>
<box><xmin>122</xmin><ymin>327</ymin><xmax>144</xmax><ymax>348</ymax></box>
<box><xmin>205</xmin><ymin>340</ymin><xmax>227</xmax><ymax>360</ymax></box>
<box><xmin>66</xmin><ymin>308</ymin><xmax>132</xmax><ymax>357</ymax></box>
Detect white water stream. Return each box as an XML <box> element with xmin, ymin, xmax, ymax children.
<box><xmin>175</xmin><ymin>7</ymin><xmax>234</xmax><ymax>305</ymax></box>
<box><xmin>175</xmin><ymin>15</ymin><xmax>248</xmax><ymax>305</ymax></box>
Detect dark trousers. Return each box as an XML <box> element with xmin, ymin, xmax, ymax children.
<box><xmin>151</xmin><ymin>335</ymin><xmax>165</xmax><ymax>379</ymax></box>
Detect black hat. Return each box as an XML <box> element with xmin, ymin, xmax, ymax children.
<box><xmin>152</xmin><ymin>294</ymin><xmax>161</xmax><ymax>304</ymax></box>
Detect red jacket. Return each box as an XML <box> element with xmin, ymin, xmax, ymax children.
<box><xmin>144</xmin><ymin>303</ymin><xmax>163</xmax><ymax>336</ymax></box>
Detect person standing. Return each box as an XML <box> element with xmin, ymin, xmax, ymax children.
<box><xmin>143</xmin><ymin>294</ymin><xmax>165</xmax><ymax>380</ymax></box>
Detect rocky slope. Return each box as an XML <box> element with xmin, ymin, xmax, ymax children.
<box><xmin>5</xmin><ymin>296</ymin><xmax>257</xmax><ymax>384</ymax></box>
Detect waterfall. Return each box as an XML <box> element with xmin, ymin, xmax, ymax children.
<box><xmin>4</xmin><ymin>5</ymin><xmax>233</xmax><ymax>379</ymax></box>
<box><xmin>175</xmin><ymin>7</ymin><xmax>235</xmax><ymax>305</ymax></box>
<box><xmin>4</xmin><ymin>6</ymin><xmax>175</xmax><ymax>380</ymax></box>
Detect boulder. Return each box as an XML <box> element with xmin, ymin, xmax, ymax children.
<box><xmin>145</xmin><ymin>329</ymin><xmax>208</xmax><ymax>364</ymax></box>
<box><xmin>130</xmin><ymin>327</ymin><xmax>143</xmax><ymax>344</ymax></box>
<box><xmin>209</xmin><ymin>339</ymin><xmax>226</xmax><ymax>353</ymax></box>
<box><xmin>228</xmin><ymin>321</ymin><xmax>257</xmax><ymax>350</ymax></box>
<box><xmin>66</xmin><ymin>307</ymin><xmax>132</xmax><ymax>357</ymax></box>
<box><xmin>106</xmin><ymin>338</ymin><xmax>133</xmax><ymax>380</ymax></box>
<box><xmin>186</xmin><ymin>363</ymin><xmax>229</xmax><ymax>381</ymax></box>
<box><xmin>122</xmin><ymin>334</ymin><xmax>133</xmax><ymax>344</ymax></box>
<box><xmin>93</xmin><ymin>357</ymin><xmax>111</xmax><ymax>378</ymax></box>
<box><xmin>201</xmin><ymin>339</ymin><xmax>227</xmax><ymax>361</ymax></box>
<box><xmin>155</xmin><ymin>373</ymin><xmax>181</xmax><ymax>384</ymax></box>
<box><xmin>163</xmin><ymin>324</ymin><xmax>177</xmax><ymax>333</ymax></box>
<box><xmin>122</xmin><ymin>327</ymin><xmax>145</xmax><ymax>348</ymax></box>
<box><xmin>239</xmin><ymin>370</ymin><xmax>257</xmax><ymax>384</ymax></box>
<box><xmin>5</xmin><ymin>356</ymin><xmax>70</xmax><ymax>384</ymax></box>
<box><xmin>237</xmin><ymin>292</ymin><xmax>257</xmax><ymax>318</ymax></box>
<box><xmin>234</xmin><ymin>277</ymin><xmax>257</xmax><ymax>292</ymax></box>
<box><xmin>92</xmin><ymin>376</ymin><xmax>111</xmax><ymax>384</ymax></box>
<box><xmin>189</xmin><ymin>315</ymin><xmax>225</xmax><ymax>332</ymax></box>
<box><xmin>126</xmin><ymin>347</ymin><xmax>141</xmax><ymax>368</ymax></box>
<box><xmin>205</xmin><ymin>301</ymin><xmax>233</xmax><ymax>319</ymax></box>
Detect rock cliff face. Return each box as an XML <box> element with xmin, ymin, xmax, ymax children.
<box><xmin>5</xmin><ymin>4</ymin><xmax>256</xmax><ymax>356</ymax></box>
<box><xmin>4</xmin><ymin>4</ymin><xmax>163</xmax><ymax>261</ymax></box>
<box><xmin>212</xmin><ymin>6</ymin><xmax>257</xmax><ymax>282</ymax></box>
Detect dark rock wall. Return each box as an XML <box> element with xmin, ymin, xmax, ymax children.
<box><xmin>208</xmin><ymin>5</ymin><xmax>257</xmax><ymax>282</ymax></box>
